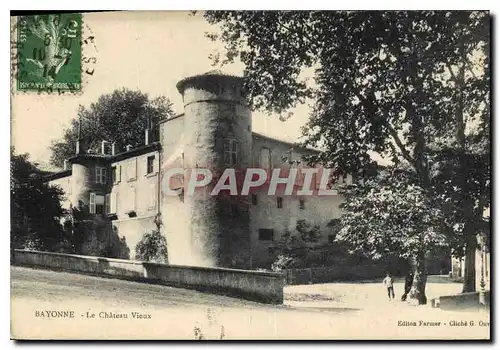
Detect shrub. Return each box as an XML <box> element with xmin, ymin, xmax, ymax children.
<box><xmin>271</xmin><ymin>254</ymin><xmax>294</xmax><ymax>272</ymax></box>
<box><xmin>135</xmin><ymin>214</ymin><xmax>168</xmax><ymax>263</ymax></box>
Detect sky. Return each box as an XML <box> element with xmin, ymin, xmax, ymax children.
<box><xmin>11</xmin><ymin>11</ymin><xmax>311</xmax><ymax>170</ymax></box>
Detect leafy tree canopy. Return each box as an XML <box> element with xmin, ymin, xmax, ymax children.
<box><xmin>339</xmin><ymin>170</ymin><xmax>447</xmax><ymax>260</ymax></box>
<box><xmin>50</xmin><ymin>89</ymin><xmax>175</xmax><ymax>167</ymax></box>
<box><xmin>204</xmin><ymin>11</ymin><xmax>489</xmax><ymax>175</ymax></box>
<box><xmin>11</xmin><ymin>147</ymin><xmax>66</xmax><ymax>251</ymax></box>
<box><xmin>203</xmin><ymin>10</ymin><xmax>490</xmax><ymax>296</ymax></box>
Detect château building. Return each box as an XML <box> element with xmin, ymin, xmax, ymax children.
<box><xmin>44</xmin><ymin>71</ymin><xmax>351</xmax><ymax>269</ymax></box>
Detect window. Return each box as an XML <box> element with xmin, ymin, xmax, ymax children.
<box><xmin>260</xmin><ymin>147</ymin><xmax>271</xmax><ymax>170</ymax></box>
<box><xmin>147</xmin><ymin>155</ymin><xmax>155</xmax><ymax>174</ymax></box>
<box><xmin>228</xmin><ymin>202</ymin><xmax>239</xmax><ymax>216</ymax></box>
<box><xmin>223</xmin><ymin>139</ymin><xmax>239</xmax><ymax>166</ymax></box>
<box><xmin>277</xmin><ymin>197</ymin><xmax>283</xmax><ymax>209</ymax></box>
<box><xmin>251</xmin><ymin>194</ymin><xmax>258</xmax><ymax>205</ymax></box>
<box><xmin>106</xmin><ymin>193</ymin><xmax>117</xmax><ymax>214</ymax></box>
<box><xmin>127</xmin><ymin>159</ymin><xmax>137</xmax><ymax>181</ymax></box>
<box><xmin>299</xmin><ymin>199</ymin><xmax>305</xmax><ymax>210</ymax></box>
<box><xmin>89</xmin><ymin>193</ymin><xmax>105</xmax><ymax>214</ymax></box>
<box><xmin>105</xmin><ymin>194</ymin><xmax>111</xmax><ymax>214</ymax></box>
<box><xmin>111</xmin><ymin>167</ymin><xmax>117</xmax><ymax>184</ymax></box>
<box><xmin>259</xmin><ymin>229</ymin><xmax>274</xmax><ymax>241</ymax></box>
<box><xmin>95</xmin><ymin>167</ymin><xmax>107</xmax><ymax>184</ymax></box>
<box><xmin>112</xmin><ymin>165</ymin><xmax>121</xmax><ymax>183</ymax></box>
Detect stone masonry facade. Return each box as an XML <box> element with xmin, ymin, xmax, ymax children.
<box><xmin>45</xmin><ymin>72</ymin><xmax>349</xmax><ymax>269</ymax></box>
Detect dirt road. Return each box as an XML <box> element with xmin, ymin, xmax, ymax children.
<box><xmin>10</xmin><ymin>266</ymin><xmax>490</xmax><ymax>340</ymax></box>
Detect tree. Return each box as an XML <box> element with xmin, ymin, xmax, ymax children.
<box><xmin>203</xmin><ymin>11</ymin><xmax>490</xmax><ymax>300</ymax></box>
<box><xmin>270</xmin><ymin>219</ymin><xmax>322</xmax><ymax>269</ymax></box>
<box><xmin>61</xmin><ymin>210</ymin><xmax>130</xmax><ymax>259</ymax></box>
<box><xmin>50</xmin><ymin>89</ymin><xmax>175</xmax><ymax>167</ymax></box>
<box><xmin>338</xmin><ymin>170</ymin><xmax>447</xmax><ymax>304</ymax></box>
<box><xmin>11</xmin><ymin>147</ymin><xmax>67</xmax><ymax>251</ymax></box>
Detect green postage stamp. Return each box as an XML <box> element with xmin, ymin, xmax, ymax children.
<box><xmin>16</xmin><ymin>13</ymin><xmax>82</xmax><ymax>92</ymax></box>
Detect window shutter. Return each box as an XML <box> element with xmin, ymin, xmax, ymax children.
<box><xmin>89</xmin><ymin>193</ymin><xmax>96</xmax><ymax>214</ymax></box>
<box><xmin>128</xmin><ymin>159</ymin><xmax>137</xmax><ymax>181</ymax></box>
<box><xmin>105</xmin><ymin>194</ymin><xmax>110</xmax><ymax>214</ymax></box>
<box><xmin>150</xmin><ymin>183</ymin><xmax>156</xmax><ymax>208</ymax></box>
<box><xmin>118</xmin><ymin>165</ymin><xmax>122</xmax><ymax>182</ymax></box>
<box><xmin>110</xmin><ymin>193</ymin><xmax>117</xmax><ymax>214</ymax></box>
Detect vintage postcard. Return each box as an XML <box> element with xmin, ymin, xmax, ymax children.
<box><xmin>10</xmin><ymin>10</ymin><xmax>491</xmax><ymax>340</ymax></box>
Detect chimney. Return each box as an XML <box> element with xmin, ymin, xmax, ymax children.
<box><xmin>63</xmin><ymin>160</ymin><xmax>68</xmax><ymax>170</ymax></box>
<box><xmin>145</xmin><ymin>129</ymin><xmax>149</xmax><ymax>146</ymax></box>
<box><xmin>111</xmin><ymin>143</ymin><xmax>116</xmax><ymax>155</ymax></box>
<box><xmin>126</xmin><ymin>145</ymin><xmax>133</xmax><ymax>152</ymax></box>
<box><xmin>76</xmin><ymin>141</ymin><xmax>80</xmax><ymax>154</ymax></box>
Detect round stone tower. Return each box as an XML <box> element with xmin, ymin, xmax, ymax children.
<box><xmin>69</xmin><ymin>155</ymin><xmax>109</xmax><ymax>213</ymax></box>
<box><xmin>176</xmin><ymin>71</ymin><xmax>252</xmax><ymax>269</ymax></box>
<box><xmin>70</xmin><ymin>160</ymin><xmax>92</xmax><ymax>210</ymax></box>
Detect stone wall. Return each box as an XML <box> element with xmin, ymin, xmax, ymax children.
<box><xmin>284</xmin><ymin>264</ymin><xmax>387</xmax><ymax>285</ymax></box>
<box><xmin>143</xmin><ymin>262</ymin><xmax>283</xmax><ymax>304</ymax></box>
<box><xmin>14</xmin><ymin>249</ymin><xmax>144</xmax><ymax>278</ymax></box>
<box><xmin>110</xmin><ymin>149</ymin><xmax>160</xmax><ymax>219</ymax></box>
<box><xmin>111</xmin><ymin>216</ymin><xmax>156</xmax><ymax>260</ymax></box>
<box><xmin>109</xmin><ymin>149</ymin><xmax>161</xmax><ymax>258</ymax></box>
<box><xmin>436</xmin><ymin>291</ymin><xmax>490</xmax><ymax>310</ymax></box>
<box><xmin>13</xmin><ymin>249</ymin><xmax>284</xmax><ymax>304</ymax></box>
<box><xmin>249</xmin><ymin>134</ymin><xmax>347</xmax><ymax>268</ymax></box>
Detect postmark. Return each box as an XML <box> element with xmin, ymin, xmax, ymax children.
<box><xmin>16</xmin><ymin>13</ymin><xmax>82</xmax><ymax>92</ymax></box>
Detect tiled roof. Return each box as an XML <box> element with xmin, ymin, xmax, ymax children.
<box><xmin>66</xmin><ymin>142</ymin><xmax>161</xmax><ymax>165</ymax></box>
<box><xmin>42</xmin><ymin>169</ymin><xmax>72</xmax><ymax>182</ymax></box>
<box><xmin>252</xmin><ymin>132</ymin><xmax>320</xmax><ymax>153</ymax></box>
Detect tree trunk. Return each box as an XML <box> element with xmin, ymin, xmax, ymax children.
<box><xmin>409</xmin><ymin>252</ymin><xmax>428</xmax><ymax>305</ymax></box>
<box><xmin>462</xmin><ymin>231</ymin><xmax>477</xmax><ymax>293</ymax></box>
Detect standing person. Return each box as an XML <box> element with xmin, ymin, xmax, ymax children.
<box><xmin>383</xmin><ymin>273</ymin><xmax>395</xmax><ymax>300</ymax></box>
<box><xmin>401</xmin><ymin>271</ymin><xmax>414</xmax><ymax>301</ymax></box>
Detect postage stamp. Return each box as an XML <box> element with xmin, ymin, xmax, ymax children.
<box><xmin>16</xmin><ymin>13</ymin><xmax>82</xmax><ymax>92</ymax></box>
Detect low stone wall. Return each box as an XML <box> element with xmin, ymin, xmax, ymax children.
<box><xmin>143</xmin><ymin>262</ymin><xmax>283</xmax><ymax>304</ymax></box>
<box><xmin>436</xmin><ymin>291</ymin><xmax>491</xmax><ymax>310</ymax></box>
<box><xmin>13</xmin><ymin>249</ymin><xmax>144</xmax><ymax>278</ymax></box>
<box><xmin>13</xmin><ymin>249</ymin><xmax>284</xmax><ymax>304</ymax></box>
<box><xmin>284</xmin><ymin>264</ymin><xmax>387</xmax><ymax>285</ymax></box>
